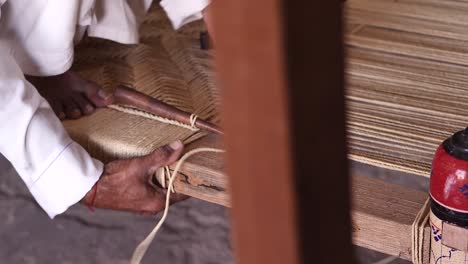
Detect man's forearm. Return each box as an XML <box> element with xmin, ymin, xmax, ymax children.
<box><xmin>0</xmin><ymin>47</ymin><xmax>103</xmax><ymax>218</ymax></box>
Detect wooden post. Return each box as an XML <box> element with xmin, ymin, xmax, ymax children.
<box><xmin>212</xmin><ymin>0</ymin><xmax>353</xmax><ymax>263</ymax></box>
<box><xmin>283</xmin><ymin>1</ymin><xmax>354</xmax><ymax>263</ymax></box>
<box><xmin>211</xmin><ymin>0</ymin><xmax>299</xmax><ymax>262</ymax></box>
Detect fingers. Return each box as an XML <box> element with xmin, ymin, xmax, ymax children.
<box><xmin>63</xmin><ymin>99</ymin><xmax>82</xmax><ymax>119</ymax></box>
<box><xmin>146</xmin><ymin>140</ymin><xmax>184</xmax><ymax>171</ymax></box>
<box><xmin>74</xmin><ymin>94</ymin><xmax>95</xmax><ymax>115</ymax></box>
<box><xmin>97</xmin><ymin>140</ymin><xmax>185</xmax><ymax>215</ymax></box>
<box><xmin>111</xmin><ymin>140</ymin><xmax>184</xmax><ymax>186</ymax></box>
<box><xmin>82</xmin><ymin>81</ymin><xmax>114</xmax><ymax>108</ymax></box>
<box><xmin>143</xmin><ymin>140</ymin><xmax>184</xmax><ymax>193</ymax></box>
<box><xmin>49</xmin><ymin>100</ymin><xmax>66</xmax><ymax>120</ymax></box>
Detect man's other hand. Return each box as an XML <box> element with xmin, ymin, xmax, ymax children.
<box><xmin>26</xmin><ymin>70</ymin><xmax>113</xmax><ymax>120</ymax></box>
<box><xmin>81</xmin><ymin>140</ymin><xmax>186</xmax><ymax>215</ymax></box>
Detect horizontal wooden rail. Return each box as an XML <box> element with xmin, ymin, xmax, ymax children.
<box><xmin>352</xmin><ymin>174</ymin><xmax>430</xmax><ymax>261</ymax></box>
<box><xmin>171</xmin><ymin>140</ymin><xmax>430</xmax><ymax>261</ymax></box>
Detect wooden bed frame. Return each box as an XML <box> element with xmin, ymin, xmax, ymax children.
<box><xmin>174</xmin><ymin>0</ymin><xmax>355</xmax><ymax>263</ymax></box>
<box><xmin>167</xmin><ymin>0</ymin><xmax>435</xmax><ymax>263</ymax></box>
<box><xmin>178</xmin><ymin>136</ymin><xmax>429</xmax><ymax>261</ymax></box>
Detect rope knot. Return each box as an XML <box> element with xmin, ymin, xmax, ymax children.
<box><xmin>189</xmin><ymin>114</ymin><xmax>198</xmax><ymax>129</ymax></box>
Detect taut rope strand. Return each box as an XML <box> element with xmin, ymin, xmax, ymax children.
<box><xmin>131</xmin><ymin>147</ymin><xmax>225</xmax><ymax>264</ymax></box>
<box><xmin>189</xmin><ymin>114</ymin><xmax>198</xmax><ymax>129</ymax></box>
<box><xmin>411</xmin><ymin>197</ymin><xmax>430</xmax><ymax>264</ymax></box>
<box><xmin>108</xmin><ymin>105</ymin><xmax>200</xmax><ymax>132</ymax></box>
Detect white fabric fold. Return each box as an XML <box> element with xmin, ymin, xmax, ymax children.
<box><xmin>0</xmin><ymin>45</ymin><xmax>102</xmax><ymax>219</ymax></box>
<box><xmin>87</xmin><ymin>0</ymin><xmax>152</xmax><ymax>44</ymax></box>
<box><xmin>0</xmin><ymin>0</ymin><xmax>208</xmax><ymax>218</ymax></box>
<box><xmin>160</xmin><ymin>0</ymin><xmax>210</xmax><ymax>30</ymax></box>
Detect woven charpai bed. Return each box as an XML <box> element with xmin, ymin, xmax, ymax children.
<box><xmin>344</xmin><ymin>1</ymin><xmax>468</xmax><ymax>260</ymax></box>
<box><xmin>66</xmin><ymin>0</ymin><xmax>468</xmax><ymax>199</ymax></box>
<box><xmin>345</xmin><ymin>0</ymin><xmax>468</xmax><ymax>177</ymax></box>
<box><xmin>65</xmin><ymin>4</ymin><xmax>219</xmax><ymax>163</ymax></box>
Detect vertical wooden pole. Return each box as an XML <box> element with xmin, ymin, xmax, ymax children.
<box><xmin>212</xmin><ymin>0</ymin><xmax>353</xmax><ymax>263</ymax></box>
<box><xmin>212</xmin><ymin>0</ymin><xmax>298</xmax><ymax>263</ymax></box>
<box><xmin>282</xmin><ymin>1</ymin><xmax>354</xmax><ymax>263</ymax></box>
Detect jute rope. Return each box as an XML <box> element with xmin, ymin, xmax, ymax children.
<box><xmin>108</xmin><ymin>104</ymin><xmax>200</xmax><ymax>132</ymax></box>
<box><xmin>156</xmin><ymin>166</ymin><xmax>174</xmax><ymax>192</ymax></box>
<box><xmin>411</xmin><ymin>197</ymin><xmax>431</xmax><ymax>264</ymax></box>
<box><xmin>189</xmin><ymin>114</ymin><xmax>198</xmax><ymax>128</ymax></box>
<box><xmin>131</xmin><ymin>147</ymin><xmax>225</xmax><ymax>264</ymax></box>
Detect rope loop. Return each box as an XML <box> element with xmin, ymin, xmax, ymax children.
<box><xmin>131</xmin><ymin>148</ymin><xmax>225</xmax><ymax>264</ymax></box>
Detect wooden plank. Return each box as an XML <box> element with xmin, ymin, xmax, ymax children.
<box><xmin>352</xmin><ymin>174</ymin><xmax>430</xmax><ymax>261</ymax></box>
<box><xmin>169</xmin><ymin>149</ymin><xmax>433</xmax><ymax>262</ymax></box>
<box><xmin>166</xmin><ymin>136</ymin><xmax>433</xmax><ymax>262</ymax></box>
<box><xmin>283</xmin><ymin>0</ymin><xmax>353</xmax><ymax>263</ymax></box>
<box><xmin>168</xmin><ymin>134</ymin><xmax>229</xmax><ymax>207</ymax></box>
<box><xmin>209</xmin><ymin>0</ymin><xmax>305</xmax><ymax>262</ymax></box>
<box><xmin>200</xmin><ymin>0</ymin><xmax>355</xmax><ymax>262</ymax></box>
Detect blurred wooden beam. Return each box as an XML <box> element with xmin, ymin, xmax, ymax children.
<box><xmin>211</xmin><ymin>0</ymin><xmax>353</xmax><ymax>263</ymax></box>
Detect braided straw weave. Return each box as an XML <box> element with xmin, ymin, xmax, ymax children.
<box><xmin>344</xmin><ymin>0</ymin><xmax>468</xmax><ymax>177</ymax></box>
<box><xmin>65</xmin><ymin>0</ymin><xmax>468</xmax><ymax>181</ymax></box>
<box><xmin>64</xmin><ymin>4</ymin><xmax>220</xmax><ymax>163</ymax></box>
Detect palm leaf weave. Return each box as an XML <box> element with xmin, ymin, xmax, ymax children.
<box><xmin>67</xmin><ymin>0</ymin><xmax>468</xmax><ymax>179</ymax></box>
<box><xmin>345</xmin><ymin>0</ymin><xmax>468</xmax><ymax>176</ymax></box>
<box><xmin>65</xmin><ymin>4</ymin><xmax>219</xmax><ymax>163</ymax></box>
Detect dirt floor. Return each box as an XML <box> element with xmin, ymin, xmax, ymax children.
<box><xmin>0</xmin><ymin>155</ymin><xmax>232</xmax><ymax>264</ymax></box>
<box><xmin>0</xmin><ymin>155</ymin><xmax>427</xmax><ymax>263</ymax></box>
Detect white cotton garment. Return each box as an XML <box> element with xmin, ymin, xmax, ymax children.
<box><xmin>0</xmin><ymin>0</ymin><xmax>211</xmax><ymax>76</ymax></box>
<box><xmin>0</xmin><ymin>0</ymin><xmax>209</xmax><ymax>218</ymax></box>
<box><xmin>0</xmin><ymin>0</ymin><xmax>154</xmax><ymax>76</ymax></box>
<box><xmin>0</xmin><ymin>47</ymin><xmax>103</xmax><ymax>219</ymax></box>
<box><xmin>160</xmin><ymin>0</ymin><xmax>210</xmax><ymax>30</ymax></box>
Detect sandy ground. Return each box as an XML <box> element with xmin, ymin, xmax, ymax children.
<box><xmin>0</xmin><ymin>156</ymin><xmax>233</xmax><ymax>264</ymax></box>
<box><xmin>0</xmin><ymin>155</ymin><xmax>425</xmax><ymax>263</ymax></box>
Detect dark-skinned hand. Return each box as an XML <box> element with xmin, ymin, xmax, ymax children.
<box><xmin>26</xmin><ymin>70</ymin><xmax>113</xmax><ymax>120</ymax></box>
<box><xmin>81</xmin><ymin>140</ymin><xmax>187</xmax><ymax>215</ymax></box>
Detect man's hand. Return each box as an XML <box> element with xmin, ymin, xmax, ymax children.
<box><xmin>81</xmin><ymin>140</ymin><xmax>186</xmax><ymax>215</ymax></box>
<box><xmin>26</xmin><ymin>70</ymin><xmax>113</xmax><ymax>120</ymax></box>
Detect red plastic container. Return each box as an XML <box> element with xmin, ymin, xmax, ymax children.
<box><xmin>430</xmin><ymin>128</ymin><xmax>468</xmax><ymax>226</ymax></box>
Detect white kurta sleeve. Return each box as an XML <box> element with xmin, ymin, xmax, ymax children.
<box><xmin>0</xmin><ymin>47</ymin><xmax>103</xmax><ymax>219</ymax></box>
<box><xmin>87</xmin><ymin>0</ymin><xmax>153</xmax><ymax>44</ymax></box>
<box><xmin>0</xmin><ymin>0</ymin><xmax>80</xmax><ymax>76</ymax></box>
<box><xmin>160</xmin><ymin>0</ymin><xmax>210</xmax><ymax>30</ymax></box>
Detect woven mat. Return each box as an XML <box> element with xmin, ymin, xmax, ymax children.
<box><xmin>345</xmin><ymin>0</ymin><xmax>468</xmax><ymax>177</ymax></box>
<box><xmin>65</xmin><ymin>0</ymin><xmax>468</xmax><ymax>178</ymax></box>
<box><xmin>64</xmin><ymin>4</ymin><xmax>220</xmax><ymax>163</ymax></box>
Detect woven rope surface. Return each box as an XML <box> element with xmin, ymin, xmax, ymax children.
<box><xmin>64</xmin><ymin>4</ymin><xmax>219</xmax><ymax>162</ymax></box>
<box><xmin>65</xmin><ymin>0</ymin><xmax>468</xmax><ymax>178</ymax></box>
<box><xmin>345</xmin><ymin>0</ymin><xmax>468</xmax><ymax>177</ymax></box>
